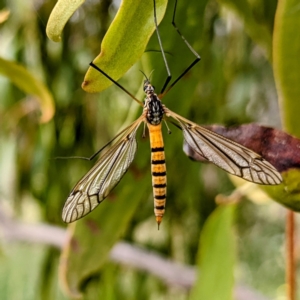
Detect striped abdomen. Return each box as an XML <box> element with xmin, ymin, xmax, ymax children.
<box><xmin>147</xmin><ymin>123</ymin><xmax>167</xmax><ymax>227</ymax></box>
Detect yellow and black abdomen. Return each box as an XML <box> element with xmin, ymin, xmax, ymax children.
<box><xmin>147</xmin><ymin>122</ymin><xmax>167</xmax><ymax>227</ymax></box>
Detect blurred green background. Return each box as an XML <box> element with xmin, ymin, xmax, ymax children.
<box><xmin>0</xmin><ymin>0</ymin><xmax>294</xmax><ymax>299</ymax></box>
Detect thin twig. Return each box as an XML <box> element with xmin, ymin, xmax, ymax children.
<box><xmin>286</xmin><ymin>210</ymin><xmax>296</xmax><ymax>300</ymax></box>
<box><xmin>0</xmin><ymin>207</ymin><xmax>271</xmax><ymax>300</ymax></box>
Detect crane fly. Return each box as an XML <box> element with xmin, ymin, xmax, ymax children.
<box><xmin>62</xmin><ymin>64</ymin><xmax>282</xmax><ymax>226</ymax></box>
<box><xmin>62</xmin><ymin>0</ymin><xmax>282</xmax><ymax>226</ymax></box>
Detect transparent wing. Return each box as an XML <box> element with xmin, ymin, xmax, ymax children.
<box><xmin>165</xmin><ymin>108</ymin><xmax>282</xmax><ymax>185</ymax></box>
<box><xmin>62</xmin><ymin>118</ymin><xmax>144</xmax><ymax>223</ymax></box>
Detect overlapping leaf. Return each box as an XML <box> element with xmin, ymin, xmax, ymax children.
<box><xmin>0</xmin><ymin>57</ymin><xmax>55</xmax><ymax>123</ymax></box>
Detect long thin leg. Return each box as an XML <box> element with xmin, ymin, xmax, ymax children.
<box><xmin>89</xmin><ymin>62</ymin><xmax>143</xmax><ymax>107</ymax></box>
<box><xmin>159</xmin><ymin>0</ymin><xmax>201</xmax><ymax>98</ymax></box>
<box><xmin>55</xmin><ymin>119</ymin><xmax>143</xmax><ymax>161</ymax></box>
<box><xmin>153</xmin><ymin>0</ymin><xmax>172</xmax><ymax>94</ymax></box>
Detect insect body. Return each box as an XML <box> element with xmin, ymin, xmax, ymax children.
<box><xmin>62</xmin><ymin>77</ymin><xmax>282</xmax><ymax>225</ymax></box>
<box><xmin>62</xmin><ymin>0</ymin><xmax>282</xmax><ymax>226</ymax></box>
<box><xmin>144</xmin><ymin>81</ymin><xmax>167</xmax><ymax>226</ymax></box>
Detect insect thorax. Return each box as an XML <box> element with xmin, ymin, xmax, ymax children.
<box><xmin>144</xmin><ymin>94</ymin><xmax>165</xmax><ymax>125</ymax></box>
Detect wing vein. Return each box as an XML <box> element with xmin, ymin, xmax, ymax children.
<box><xmin>165</xmin><ymin>108</ymin><xmax>282</xmax><ymax>185</ymax></box>
<box><xmin>62</xmin><ymin>117</ymin><xmax>144</xmax><ymax>223</ymax></box>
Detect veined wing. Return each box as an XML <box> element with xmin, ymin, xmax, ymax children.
<box><xmin>165</xmin><ymin>108</ymin><xmax>282</xmax><ymax>185</ymax></box>
<box><xmin>62</xmin><ymin>117</ymin><xmax>144</xmax><ymax>223</ymax></box>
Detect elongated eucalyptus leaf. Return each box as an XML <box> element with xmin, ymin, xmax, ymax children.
<box><xmin>191</xmin><ymin>204</ymin><xmax>236</xmax><ymax>300</ymax></box>
<box><xmin>0</xmin><ymin>57</ymin><xmax>55</xmax><ymax>123</ymax></box>
<box><xmin>273</xmin><ymin>0</ymin><xmax>300</xmax><ymax>137</ymax></box>
<box><xmin>46</xmin><ymin>0</ymin><xmax>85</xmax><ymax>42</ymax></box>
<box><xmin>269</xmin><ymin>0</ymin><xmax>300</xmax><ymax>209</ymax></box>
<box><xmin>82</xmin><ymin>0</ymin><xmax>168</xmax><ymax>93</ymax></box>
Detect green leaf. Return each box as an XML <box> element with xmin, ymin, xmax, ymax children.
<box><xmin>190</xmin><ymin>204</ymin><xmax>236</xmax><ymax>300</ymax></box>
<box><xmin>270</xmin><ymin>1</ymin><xmax>300</xmax><ymax>211</ymax></box>
<box><xmin>82</xmin><ymin>0</ymin><xmax>168</xmax><ymax>93</ymax></box>
<box><xmin>263</xmin><ymin>170</ymin><xmax>300</xmax><ymax>212</ymax></box>
<box><xmin>46</xmin><ymin>0</ymin><xmax>85</xmax><ymax>42</ymax></box>
<box><xmin>59</xmin><ymin>170</ymin><xmax>148</xmax><ymax>298</ymax></box>
<box><xmin>273</xmin><ymin>0</ymin><xmax>300</xmax><ymax>137</ymax></box>
<box><xmin>0</xmin><ymin>57</ymin><xmax>55</xmax><ymax>123</ymax></box>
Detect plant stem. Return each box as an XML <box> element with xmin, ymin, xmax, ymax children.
<box><xmin>286</xmin><ymin>210</ymin><xmax>296</xmax><ymax>300</ymax></box>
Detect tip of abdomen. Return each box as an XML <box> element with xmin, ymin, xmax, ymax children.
<box><xmin>156</xmin><ymin>215</ymin><xmax>163</xmax><ymax>230</ymax></box>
